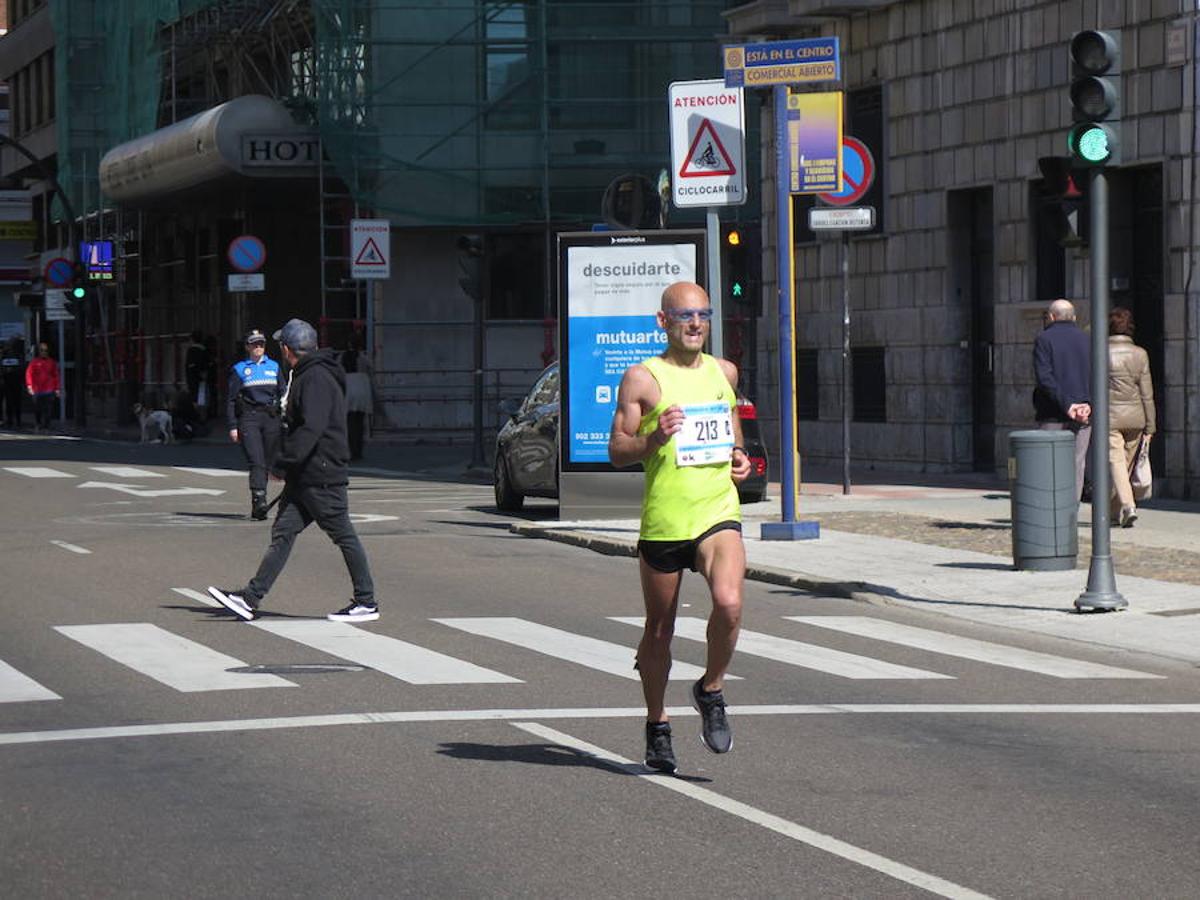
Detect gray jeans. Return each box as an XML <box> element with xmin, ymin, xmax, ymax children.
<box><xmin>1038</xmin><ymin>420</ymin><xmax>1091</xmax><ymax>501</ymax></box>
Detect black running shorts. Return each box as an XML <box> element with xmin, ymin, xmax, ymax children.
<box><xmin>637</xmin><ymin>520</ymin><xmax>742</xmax><ymax>574</ymax></box>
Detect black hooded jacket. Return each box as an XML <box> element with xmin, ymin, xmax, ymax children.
<box><xmin>271</xmin><ymin>348</ymin><xmax>350</xmax><ymax>487</ymax></box>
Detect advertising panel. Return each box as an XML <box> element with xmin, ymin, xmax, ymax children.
<box><xmin>558</xmin><ymin>231</ymin><xmax>705</xmax><ymax>469</ymax></box>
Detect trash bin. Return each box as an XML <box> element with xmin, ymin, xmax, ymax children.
<box><xmin>1009</xmin><ymin>430</ymin><xmax>1078</xmax><ymax>571</ymax></box>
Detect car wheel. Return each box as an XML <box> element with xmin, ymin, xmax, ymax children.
<box><xmin>494</xmin><ymin>455</ymin><xmax>524</xmax><ymax>511</ymax></box>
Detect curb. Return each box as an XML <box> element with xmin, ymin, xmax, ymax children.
<box><xmin>509</xmin><ymin>523</ymin><xmax>886</xmax><ymax>605</ymax></box>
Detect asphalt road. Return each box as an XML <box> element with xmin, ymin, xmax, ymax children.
<box><xmin>3</xmin><ymin>433</ymin><xmax>1200</xmax><ymax>898</ymax></box>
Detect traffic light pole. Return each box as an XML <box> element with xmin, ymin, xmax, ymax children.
<box><xmin>1075</xmin><ymin>168</ymin><xmax>1127</xmax><ymax>612</ymax></box>
<box><xmin>706</xmin><ymin>208</ymin><xmax>723</xmax><ymax>357</ymax></box>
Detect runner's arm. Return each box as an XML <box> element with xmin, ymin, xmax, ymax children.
<box><xmin>718</xmin><ymin>358</ymin><xmax>752</xmax><ymax>484</ymax></box>
<box><xmin>608</xmin><ymin>364</ymin><xmax>675</xmax><ymax>467</ymax></box>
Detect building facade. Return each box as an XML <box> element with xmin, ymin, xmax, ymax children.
<box><xmin>728</xmin><ymin>0</ymin><xmax>1199</xmax><ymax>499</ymax></box>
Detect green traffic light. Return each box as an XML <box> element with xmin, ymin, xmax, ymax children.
<box><xmin>71</xmin><ymin>286</ymin><xmax>86</xmax><ymax>300</ymax></box>
<box><xmin>732</xmin><ymin>282</ymin><xmax>743</xmax><ymax>298</ymax></box>
<box><xmin>1068</xmin><ymin>123</ymin><xmax>1111</xmax><ymax>164</ymax></box>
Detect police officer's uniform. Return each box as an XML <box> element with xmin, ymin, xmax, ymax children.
<box><xmin>227</xmin><ymin>329</ymin><xmax>284</xmax><ymax>519</ymax></box>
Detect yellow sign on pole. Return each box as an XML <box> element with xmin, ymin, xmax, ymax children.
<box><xmin>0</xmin><ymin>221</ymin><xmax>37</xmax><ymax>240</ymax></box>
<box><xmin>787</xmin><ymin>92</ymin><xmax>843</xmax><ymax>195</ymax></box>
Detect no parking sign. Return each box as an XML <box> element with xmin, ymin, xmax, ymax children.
<box><xmin>817</xmin><ymin>136</ymin><xmax>875</xmax><ymax>207</ymax></box>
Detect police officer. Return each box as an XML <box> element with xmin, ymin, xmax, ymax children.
<box><xmin>227</xmin><ymin>329</ymin><xmax>284</xmax><ymax>519</ymax></box>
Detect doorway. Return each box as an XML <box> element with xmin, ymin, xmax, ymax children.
<box><xmin>948</xmin><ymin>187</ymin><xmax>995</xmax><ymax>471</ymax></box>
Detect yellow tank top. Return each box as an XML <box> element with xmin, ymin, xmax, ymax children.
<box><xmin>637</xmin><ymin>354</ymin><xmax>740</xmax><ymax>540</ymax></box>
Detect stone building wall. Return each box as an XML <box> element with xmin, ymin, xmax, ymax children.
<box><xmin>738</xmin><ymin>0</ymin><xmax>1200</xmax><ymax>498</ymax></box>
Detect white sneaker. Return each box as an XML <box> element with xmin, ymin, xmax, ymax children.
<box><xmin>207</xmin><ymin>586</ymin><xmax>256</xmax><ymax>621</ymax></box>
<box><xmin>327</xmin><ymin>602</ymin><xmax>379</xmax><ymax>623</ymax></box>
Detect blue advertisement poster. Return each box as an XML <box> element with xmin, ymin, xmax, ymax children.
<box><xmin>563</xmin><ymin>238</ymin><xmax>699</xmax><ymax>465</ymax></box>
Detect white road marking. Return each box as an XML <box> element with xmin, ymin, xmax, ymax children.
<box><xmin>171</xmin><ymin>587</ymin><xmax>220</xmax><ymax>608</ymax></box>
<box><xmin>252</xmin><ymin>620</ymin><xmax>519</xmax><ymax>684</ymax></box>
<box><xmin>513</xmin><ymin>722</ymin><xmax>992</xmax><ymax>900</ymax></box>
<box><xmin>171</xmin><ymin>467</ymin><xmax>246</xmax><ymax>477</ymax></box>
<box><xmin>3</xmin><ymin>466</ymin><xmax>74</xmax><ymax>478</ymax></box>
<box><xmin>0</xmin><ymin>659</ymin><xmax>61</xmax><ymax>703</ymax></box>
<box><xmin>4</xmin><ymin>703</ymin><xmax>1200</xmax><ymax>747</ymax></box>
<box><xmin>89</xmin><ymin>466</ymin><xmax>165</xmax><ymax>478</ymax></box>
<box><xmin>786</xmin><ymin>616</ymin><xmax>1163</xmax><ymax>680</ymax></box>
<box><xmin>434</xmin><ymin>617</ymin><xmax>719</xmax><ymax>681</ymax></box>
<box><xmin>349</xmin><ymin>513</ymin><xmax>401</xmax><ymax>523</ymax></box>
<box><xmin>54</xmin><ymin>624</ymin><xmax>295</xmax><ymax>692</ymax></box>
<box><xmin>49</xmin><ymin>540</ymin><xmax>91</xmax><ymax>555</ymax></box>
<box><xmin>612</xmin><ymin>617</ymin><xmax>950</xmax><ymax>680</ymax></box>
<box><xmin>77</xmin><ymin>481</ymin><xmax>225</xmax><ymax>498</ymax></box>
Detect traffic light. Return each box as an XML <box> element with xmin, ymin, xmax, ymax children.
<box><xmin>70</xmin><ymin>260</ymin><xmax>88</xmax><ymax>302</ymax></box>
<box><xmin>1037</xmin><ymin>156</ymin><xmax>1087</xmax><ymax>247</ymax></box>
<box><xmin>456</xmin><ymin>234</ymin><xmax>483</xmax><ymax>301</ymax></box>
<box><xmin>721</xmin><ymin>223</ymin><xmax>760</xmax><ymax>314</ymax></box>
<box><xmin>1067</xmin><ymin>29</ymin><xmax>1121</xmax><ymax>166</ymax></box>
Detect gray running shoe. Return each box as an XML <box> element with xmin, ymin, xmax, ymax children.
<box><xmin>691</xmin><ymin>678</ymin><xmax>732</xmax><ymax>753</ymax></box>
<box><xmin>644</xmin><ymin>722</ymin><xmax>677</xmax><ymax>774</ymax></box>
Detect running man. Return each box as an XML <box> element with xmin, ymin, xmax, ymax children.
<box><xmin>608</xmin><ymin>281</ymin><xmax>750</xmax><ymax>774</ymax></box>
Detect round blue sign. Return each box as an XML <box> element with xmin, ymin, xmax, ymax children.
<box><xmin>818</xmin><ymin>137</ymin><xmax>875</xmax><ymax>207</ymax></box>
<box><xmin>44</xmin><ymin>257</ymin><xmax>74</xmax><ymax>287</ymax></box>
<box><xmin>227</xmin><ymin>235</ymin><xmax>267</xmax><ymax>273</ymax></box>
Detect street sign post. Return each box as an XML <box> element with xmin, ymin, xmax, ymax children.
<box><xmin>817</xmin><ymin>137</ymin><xmax>876</xmax><ymax>207</ymax></box>
<box><xmin>669</xmin><ymin>79</ymin><xmax>745</xmax><ymax>356</ymax></box>
<box><xmin>723</xmin><ymin>37</ymin><xmax>840</xmax><ymax>88</ymax></box>
<box><xmin>44</xmin><ymin>289</ymin><xmax>72</xmax><ymax>321</ymax></box>
<box><xmin>227</xmin><ymin>235</ymin><xmax>267</xmax><ymax>273</ymax></box>
<box><xmin>786</xmin><ymin>91</ymin><xmax>843</xmax><ymax>194</ymax></box>
<box><xmin>808</xmin><ymin>207</ymin><xmax>875</xmax><ymax>230</ymax></box>
<box><xmin>351</xmin><ymin>219</ymin><xmax>391</xmax><ymax>279</ymax></box>
<box><xmin>668</xmin><ymin>79</ymin><xmax>746</xmax><ymax>209</ymax></box>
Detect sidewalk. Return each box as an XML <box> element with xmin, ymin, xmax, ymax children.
<box><xmin>511</xmin><ymin>465</ymin><xmax>1200</xmax><ymax>669</ymax></box>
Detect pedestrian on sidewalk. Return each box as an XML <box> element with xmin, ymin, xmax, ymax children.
<box><xmin>1107</xmin><ymin>306</ymin><xmax>1155</xmax><ymax>528</ymax></box>
<box><xmin>208</xmin><ymin>318</ymin><xmax>378</xmax><ymax>624</ymax></box>
<box><xmin>225</xmin><ymin>329</ymin><xmax>285</xmax><ymax>520</ymax></box>
<box><xmin>25</xmin><ymin>342</ymin><xmax>61</xmax><ymax>433</ymax></box>
<box><xmin>1033</xmin><ymin>298</ymin><xmax>1091</xmax><ymax>500</ymax></box>
<box><xmin>608</xmin><ymin>281</ymin><xmax>751</xmax><ymax>774</ymax></box>
<box><xmin>1</xmin><ymin>335</ymin><xmax>25</xmax><ymax>428</ymax></box>
<box><xmin>339</xmin><ymin>334</ymin><xmax>374</xmax><ymax>461</ymax></box>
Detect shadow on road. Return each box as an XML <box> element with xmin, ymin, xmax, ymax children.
<box><xmin>437</xmin><ymin>741</ymin><xmax>712</xmax><ymax>783</ymax></box>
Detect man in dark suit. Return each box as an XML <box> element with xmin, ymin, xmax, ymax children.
<box><xmin>1033</xmin><ymin>298</ymin><xmax>1091</xmax><ymax>500</ymax></box>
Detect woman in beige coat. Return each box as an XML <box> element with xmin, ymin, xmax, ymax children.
<box><xmin>1107</xmin><ymin>307</ymin><xmax>1155</xmax><ymax>527</ymax></box>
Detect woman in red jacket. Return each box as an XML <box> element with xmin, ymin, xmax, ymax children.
<box><xmin>25</xmin><ymin>342</ymin><xmax>61</xmax><ymax>432</ymax></box>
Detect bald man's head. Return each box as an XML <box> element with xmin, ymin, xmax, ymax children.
<box><xmin>1047</xmin><ymin>299</ymin><xmax>1076</xmax><ymax>322</ymax></box>
<box><xmin>661</xmin><ymin>281</ymin><xmax>709</xmax><ymax>311</ymax></box>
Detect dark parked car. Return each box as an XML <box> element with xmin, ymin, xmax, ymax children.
<box><xmin>494</xmin><ymin>362</ymin><xmax>769</xmax><ymax>511</ymax></box>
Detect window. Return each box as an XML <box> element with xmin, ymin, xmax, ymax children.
<box><xmin>525</xmin><ymin>366</ymin><xmax>559</xmax><ymax>411</ymax></box>
<box><xmin>488</xmin><ymin>232</ymin><xmax>545</xmax><ymax>320</ymax></box>
<box><xmin>1032</xmin><ymin>182</ymin><xmax>1073</xmax><ymax>301</ymax></box>
<box><xmin>852</xmin><ymin>347</ymin><xmax>886</xmax><ymax>422</ymax></box>
<box><xmin>796</xmin><ymin>349</ymin><xmax>820</xmax><ymax>420</ymax></box>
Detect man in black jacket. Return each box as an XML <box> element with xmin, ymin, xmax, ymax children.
<box><xmin>208</xmin><ymin>318</ymin><xmax>378</xmax><ymax>623</ymax></box>
<box><xmin>1033</xmin><ymin>298</ymin><xmax>1091</xmax><ymax>500</ymax></box>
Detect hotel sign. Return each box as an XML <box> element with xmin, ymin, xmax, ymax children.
<box><xmin>240</xmin><ymin>133</ymin><xmax>321</xmax><ymax>168</ymax></box>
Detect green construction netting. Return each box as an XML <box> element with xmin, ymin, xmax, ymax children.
<box><xmin>51</xmin><ymin>1</ymin><xmax>749</xmax><ymax>227</ymax></box>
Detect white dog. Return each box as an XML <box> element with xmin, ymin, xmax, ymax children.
<box><xmin>133</xmin><ymin>403</ymin><xmax>173</xmax><ymax>444</ymax></box>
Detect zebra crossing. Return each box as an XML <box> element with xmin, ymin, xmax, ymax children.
<box><xmin>0</xmin><ymin>604</ymin><xmax>1162</xmax><ymax>705</ymax></box>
